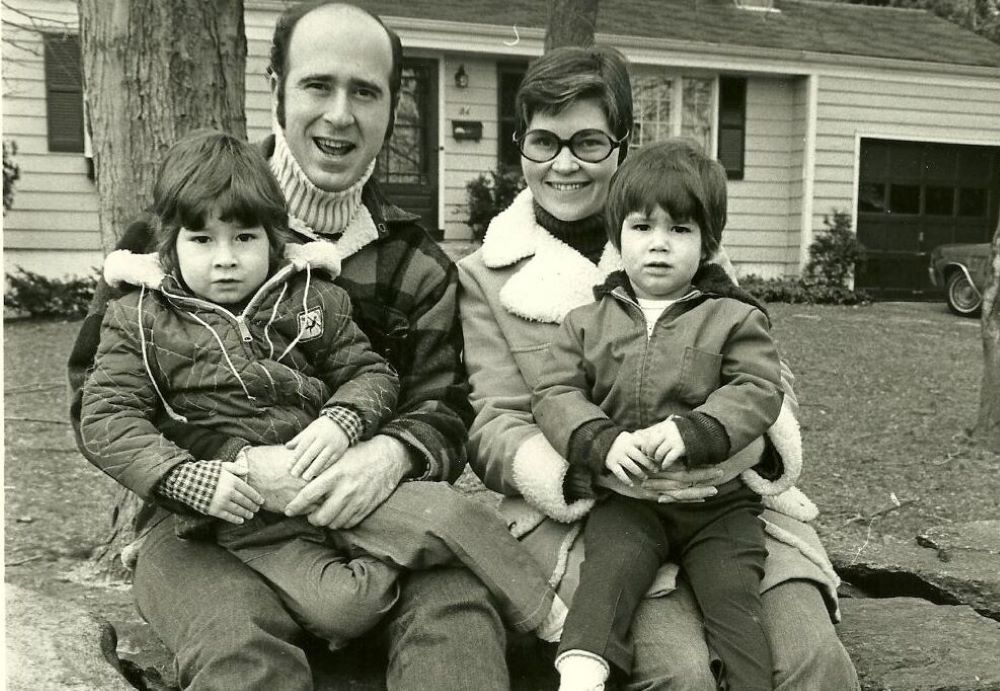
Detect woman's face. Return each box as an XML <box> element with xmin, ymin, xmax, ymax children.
<box><xmin>521</xmin><ymin>98</ymin><xmax>619</xmax><ymax>222</ymax></box>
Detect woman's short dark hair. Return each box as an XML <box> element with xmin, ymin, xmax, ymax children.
<box><xmin>605</xmin><ymin>139</ymin><xmax>728</xmax><ymax>259</ymax></box>
<box><xmin>267</xmin><ymin>1</ymin><xmax>403</xmax><ymax>140</ymax></box>
<box><xmin>515</xmin><ymin>45</ymin><xmax>633</xmax><ymax>163</ymax></box>
<box><xmin>152</xmin><ymin>129</ymin><xmax>289</xmax><ymax>275</ymax></box>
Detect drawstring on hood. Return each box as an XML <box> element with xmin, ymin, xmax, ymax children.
<box><xmin>277</xmin><ymin>262</ymin><xmax>313</xmax><ymax>363</ymax></box>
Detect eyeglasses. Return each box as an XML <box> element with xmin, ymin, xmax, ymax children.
<box><xmin>514</xmin><ymin>128</ymin><xmax>628</xmax><ymax>164</ymax></box>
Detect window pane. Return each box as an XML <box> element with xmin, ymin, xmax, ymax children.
<box><xmin>681</xmin><ymin>78</ymin><xmax>712</xmax><ymax>154</ymax></box>
<box><xmin>958</xmin><ymin>187</ymin><xmax>987</xmax><ymax>217</ymax></box>
<box><xmin>859</xmin><ymin>183</ymin><xmax>887</xmax><ymax>213</ymax></box>
<box><xmin>924</xmin><ymin>186</ymin><xmax>954</xmax><ymax>216</ymax></box>
<box><xmin>377</xmin><ymin>67</ymin><xmax>426</xmax><ymax>184</ymax></box>
<box><xmin>631</xmin><ymin>76</ymin><xmax>673</xmax><ymax>148</ymax></box>
<box><xmin>888</xmin><ymin>184</ymin><xmax>920</xmax><ymax>214</ymax></box>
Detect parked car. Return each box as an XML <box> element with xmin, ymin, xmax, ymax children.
<box><xmin>928</xmin><ymin>242</ymin><xmax>991</xmax><ymax>316</ymax></box>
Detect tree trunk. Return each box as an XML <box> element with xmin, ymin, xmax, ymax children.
<box><xmin>544</xmin><ymin>0</ymin><xmax>599</xmax><ymax>52</ymax></box>
<box><xmin>79</xmin><ymin>0</ymin><xmax>247</xmax><ymax>578</ymax></box>
<box><xmin>975</xmin><ymin>216</ymin><xmax>1000</xmax><ymax>447</ymax></box>
<box><xmin>80</xmin><ymin>0</ymin><xmax>247</xmax><ymax>254</ymax></box>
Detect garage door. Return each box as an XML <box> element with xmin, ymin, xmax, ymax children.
<box><xmin>855</xmin><ymin>139</ymin><xmax>1000</xmax><ymax>297</ymax></box>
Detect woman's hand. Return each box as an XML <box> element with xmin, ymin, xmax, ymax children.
<box><xmin>596</xmin><ymin>464</ymin><xmax>722</xmax><ymax>503</ymax></box>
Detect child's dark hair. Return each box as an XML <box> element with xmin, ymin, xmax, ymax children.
<box><xmin>152</xmin><ymin>129</ymin><xmax>289</xmax><ymax>275</ymax></box>
<box><xmin>605</xmin><ymin>138</ymin><xmax>728</xmax><ymax>260</ymax></box>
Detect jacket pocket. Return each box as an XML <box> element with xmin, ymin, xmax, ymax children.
<box><xmin>351</xmin><ymin>299</ymin><xmax>411</xmax><ymax>366</ymax></box>
<box><xmin>676</xmin><ymin>347</ymin><xmax>723</xmax><ymax>405</ymax></box>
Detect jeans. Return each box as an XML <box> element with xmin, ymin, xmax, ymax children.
<box><xmin>134</xmin><ymin>505</ymin><xmax>510</xmax><ymax>689</ymax></box>
<box><xmin>561</xmin><ymin>484</ymin><xmax>770</xmax><ymax>689</ymax></box>
<box><xmin>625</xmin><ymin>578</ymin><xmax>859</xmax><ymax>690</ymax></box>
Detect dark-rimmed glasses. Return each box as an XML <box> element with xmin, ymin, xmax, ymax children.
<box><xmin>514</xmin><ymin>129</ymin><xmax>628</xmax><ymax>164</ymax></box>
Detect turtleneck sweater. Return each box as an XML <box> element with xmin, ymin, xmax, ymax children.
<box><xmin>533</xmin><ymin>201</ymin><xmax>607</xmax><ymax>265</ymax></box>
<box><xmin>269</xmin><ymin>124</ymin><xmax>376</xmax><ymax>238</ymax></box>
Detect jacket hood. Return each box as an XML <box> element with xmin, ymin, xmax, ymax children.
<box><xmin>102</xmin><ymin>240</ymin><xmax>342</xmax><ymax>293</ymax></box>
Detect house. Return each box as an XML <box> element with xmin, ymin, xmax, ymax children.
<box><xmin>4</xmin><ymin>0</ymin><xmax>1000</xmax><ymax>296</ymax></box>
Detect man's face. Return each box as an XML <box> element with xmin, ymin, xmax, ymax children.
<box><xmin>274</xmin><ymin>6</ymin><xmax>393</xmax><ymax>193</ymax></box>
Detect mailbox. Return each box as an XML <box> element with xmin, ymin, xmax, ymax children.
<box><xmin>452</xmin><ymin>120</ymin><xmax>483</xmax><ymax>142</ymax></box>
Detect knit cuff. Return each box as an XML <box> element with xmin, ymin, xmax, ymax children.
<box><xmin>321</xmin><ymin>406</ymin><xmax>364</xmax><ymax>445</ymax></box>
<box><xmin>157</xmin><ymin>460</ymin><xmax>222</xmax><ymax>515</ymax></box>
<box><xmin>673</xmin><ymin>412</ymin><xmax>731</xmax><ymax>467</ymax></box>
<box><xmin>563</xmin><ymin>465</ymin><xmax>597</xmax><ymax>501</ymax></box>
<box><xmin>567</xmin><ymin>418</ymin><xmax>625</xmax><ymax>472</ymax></box>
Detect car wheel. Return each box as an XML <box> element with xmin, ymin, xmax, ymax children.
<box><xmin>946</xmin><ymin>271</ymin><xmax>982</xmax><ymax>317</ymax></box>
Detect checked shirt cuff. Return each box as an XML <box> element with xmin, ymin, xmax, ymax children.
<box><xmin>156</xmin><ymin>460</ymin><xmax>222</xmax><ymax>515</ymax></box>
<box><xmin>321</xmin><ymin>406</ymin><xmax>363</xmax><ymax>445</ymax></box>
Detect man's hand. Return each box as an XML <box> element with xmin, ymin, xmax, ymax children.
<box><xmin>604</xmin><ymin>431</ymin><xmax>657</xmax><ymax>486</ymax></box>
<box><xmin>286</xmin><ymin>416</ymin><xmax>350</xmax><ymax>481</ymax></box>
<box><xmin>284</xmin><ymin>435</ymin><xmax>414</xmax><ymax>529</ymax></box>
<box><xmin>243</xmin><ymin>445</ymin><xmax>308</xmax><ymax>513</ymax></box>
<box><xmin>206</xmin><ymin>468</ymin><xmax>264</xmax><ymax>524</ymax></box>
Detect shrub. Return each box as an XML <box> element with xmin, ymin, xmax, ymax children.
<box><xmin>4</xmin><ymin>140</ymin><xmax>20</xmax><ymax>213</ymax></box>
<box><xmin>4</xmin><ymin>267</ymin><xmax>97</xmax><ymax>319</ymax></box>
<box><xmin>740</xmin><ymin>274</ymin><xmax>873</xmax><ymax>306</ymax></box>
<box><xmin>465</xmin><ymin>168</ymin><xmax>525</xmax><ymax>242</ymax></box>
<box><xmin>805</xmin><ymin>210</ymin><xmax>866</xmax><ymax>287</ymax></box>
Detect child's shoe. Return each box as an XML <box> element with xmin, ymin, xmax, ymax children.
<box><xmin>555</xmin><ymin>650</ymin><xmax>609</xmax><ymax>691</ymax></box>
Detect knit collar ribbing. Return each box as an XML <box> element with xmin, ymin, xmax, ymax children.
<box><xmin>269</xmin><ymin>124</ymin><xmax>375</xmax><ymax>239</ymax></box>
<box><xmin>532</xmin><ymin>201</ymin><xmax>607</xmax><ymax>265</ymax></box>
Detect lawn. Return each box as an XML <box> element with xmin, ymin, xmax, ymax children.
<box><xmin>4</xmin><ymin>300</ymin><xmax>999</xmax><ymax>613</ymax></box>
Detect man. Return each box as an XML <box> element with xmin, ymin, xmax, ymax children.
<box><xmin>68</xmin><ymin>3</ymin><xmax>509</xmax><ymax>688</ymax></box>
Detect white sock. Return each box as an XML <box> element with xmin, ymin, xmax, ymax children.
<box><xmin>556</xmin><ymin>650</ymin><xmax>610</xmax><ymax>691</ymax></box>
<box><xmin>535</xmin><ymin>594</ymin><xmax>568</xmax><ymax>642</ymax></box>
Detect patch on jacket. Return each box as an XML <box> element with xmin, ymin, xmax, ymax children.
<box><xmin>297</xmin><ymin>307</ymin><xmax>324</xmax><ymax>341</ymax></box>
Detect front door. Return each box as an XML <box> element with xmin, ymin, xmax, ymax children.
<box><xmin>376</xmin><ymin>58</ymin><xmax>440</xmax><ymax>237</ymax></box>
<box><xmin>855</xmin><ymin>139</ymin><xmax>1000</xmax><ymax>297</ymax></box>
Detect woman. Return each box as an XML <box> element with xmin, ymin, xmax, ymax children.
<box><xmin>457</xmin><ymin>45</ymin><xmax>859</xmax><ymax>690</ymax></box>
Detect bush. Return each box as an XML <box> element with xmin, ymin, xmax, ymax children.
<box><xmin>465</xmin><ymin>168</ymin><xmax>525</xmax><ymax>241</ymax></box>
<box><xmin>805</xmin><ymin>210</ymin><xmax>866</xmax><ymax>287</ymax></box>
<box><xmin>4</xmin><ymin>267</ymin><xmax>97</xmax><ymax>319</ymax></box>
<box><xmin>740</xmin><ymin>274</ymin><xmax>873</xmax><ymax>306</ymax></box>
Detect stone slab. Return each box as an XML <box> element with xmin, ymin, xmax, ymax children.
<box><xmin>838</xmin><ymin>597</ymin><xmax>1000</xmax><ymax>691</ymax></box>
<box><xmin>830</xmin><ymin>535</ymin><xmax>1000</xmax><ymax>620</ymax></box>
<box><xmin>5</xmin><ymin>584</ymin><xmax>134</xmax><ymax>691</ymax></box>
<box><xmin>918</xmin><ymin>520</ymin><xmax>1000</xmax><ymax>556</ymax></box>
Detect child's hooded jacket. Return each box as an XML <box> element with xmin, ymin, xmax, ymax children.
<box><xmin>80</xmin><ymin>242</ymin><xmax>399</xmax><ymax>503</ymax></box>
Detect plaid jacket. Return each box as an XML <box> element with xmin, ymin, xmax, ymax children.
<box><xmin>68</xmin><ymin>167</ymin><xmax>473</xmax><ymax>533</ymax></box>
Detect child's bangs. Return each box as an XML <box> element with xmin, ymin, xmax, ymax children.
<box><xmin>622</xmin><ymin>165</ymin><xmax>702</xmax><ymax>224</ymax></box>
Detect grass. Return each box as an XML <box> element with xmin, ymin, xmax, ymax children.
<box><xmin>4</xmin><ymin>300</ymin><xmax>999</xmax><ymax>631</ymax></box>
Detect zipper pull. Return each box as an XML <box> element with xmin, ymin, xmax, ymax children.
<box><xmin>236</xmin><ymin>316</ymin><xmax>253</xmax><ymax>342</ymax></box>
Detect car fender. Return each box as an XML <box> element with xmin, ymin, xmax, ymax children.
<box><xmin>943</xmin><ymin>262</ymin><xmax>982</xmax><ymax>299</ymax></box>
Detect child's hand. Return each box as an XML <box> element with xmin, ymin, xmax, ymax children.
<box><xmin>605</xmin><ymin>431</ymin><xmax>658</xmax><ymax>486</ymax></box>
<box><xmin>286</xmin><ymin>416</ymin><xmax>350</xmax><ymax>480</ymax></box>
<box><xmin>207</xmin><ymin>468</ymin><xmax>264</xmax><ymax>524</ymax></box>
<box><xmin>643</xmin><ymin>419</ymin><xmax>687</xmax><ymax>469</ymax></box>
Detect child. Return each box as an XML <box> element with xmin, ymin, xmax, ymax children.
<box><xmin>532</xmin><ymin>140</ymin><xmax>785</xmax><ymax>691</ymax></box>
<box><xmin>81</xmin><ymin>129</ymin><xmax>565</xmax><ymax>650</ymax></box>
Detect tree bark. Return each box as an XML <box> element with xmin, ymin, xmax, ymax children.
<box><xmin>79</xmin><ymin>0</ymin><xmax>247</xmax><ymax>578</ymax></box>
<box><xmin>544</xmin><ymin>0</ymin><xmax>599</xmax><ymax>52</ymax></box>
<box><xmin>80</xmin><ymin>0</ymin><xmax>247</xmax><ymax>254</ymax></box>
<box><xmin>975</xmin><ymin>216</ymin><xmax>1000</xmax><ymax>447</ymax></box>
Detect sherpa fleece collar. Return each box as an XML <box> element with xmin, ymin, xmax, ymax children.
<box><xmin>480</xmin><ymin>189</ymin><xmax>623</xmax><ymax>324</ymax></box>
<box><xmin>102</xmin><ymin>240</ymin><xmax>343</xmax><ymax>293</ymax></box>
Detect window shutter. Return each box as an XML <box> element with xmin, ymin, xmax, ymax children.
<box><xmin>718</xmin><ymin>77</ymin><xmax>746</xmax><ymax>180</ymax></box>
<box><xmin>44</xmin><ymin>34</ymin><xmax>84</xmax><ymax>154</ymax></box>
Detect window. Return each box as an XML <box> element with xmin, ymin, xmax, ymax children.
<box><xmin>717</xmin><ymin>77</ymin><xmax>746</xmax><ymax>180</ymax></box>
<box><xmin>631</xmin><ymin>74</ymin><xmax>745</xmax><ymax>180</ymax></box>
<box><xmin>497</xmin><ymin>63</ymin><xmax>527</xmax><ymax>170</ymax></box>
<box><xmin>377</xmin><ymin>64</ymin><xmax>430</xmax><ymax>185</ymax></box>
<box><xmin>43</xmin><ymin>33</ymin><xmax>84</xmax><ymax>153</ymax></box>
